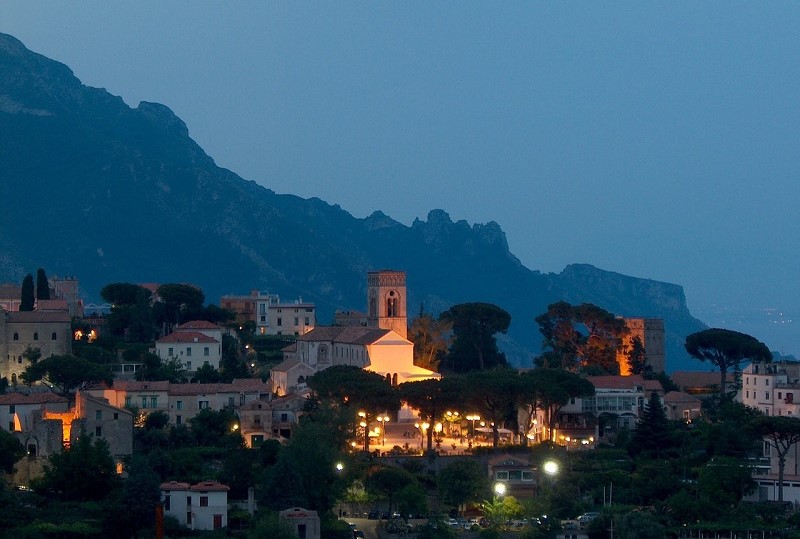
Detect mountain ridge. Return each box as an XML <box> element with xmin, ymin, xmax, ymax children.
<box><xmin>0</xmin><ymin>32</ymin><xmax>706</xmax><ymax>369</ymax></box>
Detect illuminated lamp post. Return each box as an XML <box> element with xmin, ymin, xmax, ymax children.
<box><xmin>466</xmin><ymin>414</ymin><xmax>481</xmax><ymax>440</ymax></box>
<box><xmin>377</xmin><ymin>414</ymin><xmax>390</xmax><ymax>448</ymax></box>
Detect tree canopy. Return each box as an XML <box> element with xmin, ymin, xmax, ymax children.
<box><xmin>440</xmin><ymin>302</ymin><xmax>510</xmax><ymax>372</ymax></box>
<box><xmin>751</xmin><ymin>415</ymin><xmax>800</xmax><ymax>502</ymax></box>
<box><xmin>36</xmin><ymin>268</ymin><xmax>50</xmax><ymax>300</ymax></box>
<box><xmin>399</xmin><ymin>377</ymin><xmax>462</xmax><ymax>452</ymax></box>
<box><xmin>685</xmin><ymin>328</ymin><xmax>771</xmax><ymax>400</ymax></box>
<box><xmin>19</xmin><ymin>273</ymin><xmax>34</xmax><ymax>311</ymax></box>
<box><xmin>21</xmin><ymin>355</ymin><xmax>113</xmax><ymax>405</ymax></box>
<box><xmin>535</xmin><ymin>301</ymin><xmax>628</xmax><ymax>374</ymax></box>
<box><xmin>408</xmin><ymin>308</ymin><xmax>452</xmax><ymax>371</ymax></box>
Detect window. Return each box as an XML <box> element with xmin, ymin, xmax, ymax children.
<box><xmin>95</xmin><ymin>426</ymin><xmax>102</xmax><ymax>437</ymax></box>
<box><xmin>187</xmin><ymin>496</ymin><xmax>192</xmax><ymax>506</ymax></box>
<box><xmin>298</xmin><ymin>523</ymin><xmax>307</xmax><ymax>539</ymax></box>
<box><xmin>176</xmin><ymin>415</ymin><xmax>182</xmax><ymax>425</ymax></box>
<box><xmin>164</xmin><ymin>495</ymin><xmax>171</xmax><ymax>511</ymax></box>
<box><xmin>113</xmin><ymin>412</ymin><xmax>119</xmax><ymax>420</ymax></box>
<box><xmin>766</xmin><ymin>393</ymin><xmax>770</xmax><ymax>400</ymax></box>
<box><xmin>9</xmin><ymin>405</ymin><xmax>15</xmax><ymax>414</ymax></box>
<box><xmin>51</xmin><ymin>332</ymin><xmax>57</xmax><ymax>340</ymax></box>
<box><xmin>767</xmin><ymin>379</ymin><xmax>770</xmax><ymax>386</ymax></box>
<box><xmin>200</xmin><ymin>496</ymin><xmax>208</xmax><ymax>507</ymax></box>
<box><xmin>204</xmin><ymin>347</ymin><xmax>209</xmax><ymax>356</ymax></box>
<box><xmin>187</xmin><ymin>512</ymin><xmax>192</xmax><ymax>525</ymax></box>
<box><xmin>177</xmin><ymin>400</ymin><xmax>183</xmax><ymax>410</ymax></box>
<box><xmin>746</xmin><ymin>391</ymin><xmax>749</xmax><ymax>398</ymax></box>
<box><xmin>294</xmin><ymin>317</ymin><xmax>299</xmax><ymax>326</ymax></box>
<box><xmin>150</xmin><ymin>397</ymin><xmax>157</xmax><ymax>408</ymax></box>
<box><xmin>33</xmin><ymin>332</ymin><xmax>38</xmax><ymax>341</ymax></box>
<box><xmin>254</xmin><ymin>414</ymin><xmax>261</xmax><ymax>425</ymax></box>
<box><xmin>199</xmin><ymin>400</ymin><xmax>210</xmax><ymax>409</ymax></box>
<box><xmin>186</xmin><ymin>347</ymin><xmax>192</xmax><ymax>357</ymax></box>
<box><xmin>251</xmin><ymin>435</ymin><xmax>264</xmax><ymax>446</ymax></box>
<box><xmin>214</xmin><ymin>514</ymin><xmax>223</xmax><ymax>530</ymax></box>
<box><xmin>168</xmin><ymin>347</ymin><xmax>174</xmax><ymax>356</ymax></box>
<box><xmin>95</xmin><ymin>410</ymin><xmax>102</xmax><ymax>420</ymax></box>
<box><xmin>124</xmin><ymin>396</ymin><xmax>131</xmax><ymax>408</ymax></box>
<box><xmin>13</xmin><ymin>332</ymin><xmax>18</xmax><ymax>341</ymax></box>
<box><xmin>281</xmin><ymin>413</ymin><xmax>288</xmax><ymax>422</ymax></box>
<box><xmin>228</xmin><ymin>396</ymin><xmax>234</xmax><ymax>407</ymax></box>
<box><xmin>277</xmin><ymin>318</ymin><xmax>282</xmax><ymax>326</ymax></box>
<box><xmin>186</xmin><ymin>361</ymin><xmax>192</xmax><ymax>370</ymax></box>
<box><xmin>305</xmin><ymin>317</ymin><xmax>310</xmax><ymax>325</ymax></box>
<box><xmin>17</xmin><ymin>357</ymin><xmax>21</xmax><ymax>364</ymax></box>
<box><xmin>142</xmin><ymin>396</ymin><xmax>148</xmax><ymax>408</ymax></box>
<box><xmin>521</xmin><ymin>471</ymin><xmax>534</xmax><ymax>481</ymax></box>
<box><xmin>495</xmin><ymin>471</ymin><xmax>509</xmax><ymax>480</ymax></box>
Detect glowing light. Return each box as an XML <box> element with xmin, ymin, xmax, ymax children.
<box><xmin>543</xmin><ymin>460</ymin><xmax>559</xmax><ymax>476</ymax></box>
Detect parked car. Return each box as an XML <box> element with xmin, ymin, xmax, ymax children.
<box><xmin>367</xmin><ymin>511</ymin><xmax>379</xmax><ymax>520</ymax></box>
<box><xmin>577</xmin><ymin>512</ymin><xmax>600</xmax><ymax>527</ymax></box>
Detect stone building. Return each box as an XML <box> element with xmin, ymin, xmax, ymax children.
<box><xmin>0</xmin><ymin>308</ymin><xmax>72</xmax><ymax>383</ymax></box>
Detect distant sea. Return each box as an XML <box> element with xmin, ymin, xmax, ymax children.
<box><xmin>693</xmin><ymin>305</ymin><xmax>798</xmax><ymax>360</ymax></box>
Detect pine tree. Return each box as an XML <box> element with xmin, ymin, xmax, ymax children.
<box><xmin>629</xmin><ymin>390</ymin><xmax>675</xmax><ymax>458</ymax></box>
<box><xmin>35</xmin><ymin>268</ymin><xmax>50</xmax><ymax>300</ymax></box>
<box><xmin>19</xmin><ymin>274</ymin><xmax>34</xmax><ymax>311</ymax></box>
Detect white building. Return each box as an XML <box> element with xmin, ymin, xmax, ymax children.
<box><xmin>161</xmin><ymin>480</ymin><xmax>229</xmax><ymax>530</ymax></box>
<box><xmin>155</xmin><ymin>331</ymin><xmax>221</xmax><ymax>372</ymax></box>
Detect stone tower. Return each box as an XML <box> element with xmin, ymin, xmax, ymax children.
<box><xmin>366</xmin><ymin>270</ymin><xmax>407</xmax><ymax>339</ymax></box>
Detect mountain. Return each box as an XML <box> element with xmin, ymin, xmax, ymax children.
<box><xmin>0</xmin><ymin>33</ymin><xmax>706</xmax><ymax>370</ymax></box>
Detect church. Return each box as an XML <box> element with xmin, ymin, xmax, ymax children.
<box><xmin>280</xmin><ymin>270</ymin><xmax>440</xmax><ymax>388</ymax></box>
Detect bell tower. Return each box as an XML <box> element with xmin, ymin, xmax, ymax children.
<box><xmin>367</xmin><ymin>270</ymin><xmax>407</xmax><ymax>339</ymax></box>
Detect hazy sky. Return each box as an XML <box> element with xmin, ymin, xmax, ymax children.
<box><xmin>2</xmin><ymin>3</ymin><xmax>799</xmax><ymax>354</ymax></box>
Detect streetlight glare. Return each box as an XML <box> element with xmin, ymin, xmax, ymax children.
<box><xmin>493</xmin><ymin>482</ymin><xmax>507</xmax><ymax>497</ymax></box>
<box><xmin>543</xmin><ymin>460</ymin><xmax>559</xmax><ymax>476</ymax></box>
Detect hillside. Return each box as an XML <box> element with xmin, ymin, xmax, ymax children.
<box><xmin>0</xmin><ymin>33</ymin><xmax>706</xmax><ymax>369</ymax></box>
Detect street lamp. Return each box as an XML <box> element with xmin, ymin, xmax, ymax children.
<box><xmin>466</xmin><ymin>414</ymin><xmax>481</xmax><ymax>440</ymax></box>
<box><xmin>543</xmin><ymin>460</ymin><xmax>559</xmax><ymax>477</ymax></box>
<box><xmin>377</xmin><ymin>414</ymin><xmax>390</xmax><ymax>447</ymax></box>
<box><xmin>493</xmin><ymin>482</ymin><xmax>507</xmax><ymax>498</ymax></box>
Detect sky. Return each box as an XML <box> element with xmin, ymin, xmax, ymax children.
<box><xmin>2</xmin><ymin>2</ymin><xmax>799</xmax><ymax>355</ymax></box>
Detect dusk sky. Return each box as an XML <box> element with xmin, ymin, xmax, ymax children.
<box><xmin>2</xmin><ymin>3</ymin><xmax>798</xmax><ymax>355</ymax></box>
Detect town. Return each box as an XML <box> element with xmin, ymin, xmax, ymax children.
<box><xmin>1</xmin><ymin>268</ymin><xmax>799</xmax><ymax>539</ymax></box>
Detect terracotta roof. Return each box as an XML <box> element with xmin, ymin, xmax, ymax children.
<box><xmin>488</xmin><ymin>454</ymin><xmax>531</xmax><ymax>467</ymax></box>
<box><xmin>229</xmin><ymin>379</ymin><xmax>272</xmax><ymax>392</ymax></box>
<box><xmin>0</xmin><ymin>392</ymin><xmax>67</xmax><ymax>405</ymax></box>
<box><xmin>190</xmin><ymin>480</ymin><xmax>229</xmax><ymax>492</ymax></box>
<box><xmin>281</xmin><ymin>343</ymin><xmax>298</xmax><ymax>353</ymax></box>
<box><xmin>663</xmin><ymin>391</ymin><xmax>702</xmax><ymax>405</ymax></box>
<box><xmin>7</xmin><ymin>311</ymin><xmax>71</xmax><ymax>323</ymax></box>
<box><xmin>161</xmin><ymin>481</ymin><xmax>191</xmax><ymax>491</ymax></box>
<box><xmin>113</xmin><ymin>381</ymin><xmax>171</xmax><ymax>392</ymax></box>
<box><xmin>156</xmin><ymin>331</ymin><xmax>218</xmax><ymax>344</ymax></box>
<box><xmin>0</xmin><ymin>283</ymin><xmax>21</xmax><ymax>297</ymax></box>
<box><xmin>168</xmin><ymin>383</ymin><xmax>236</xmax><ymax>396</ymax></box>
<box><xmin>36</xmin><ymin>299</ymin><xmax>69</xmax><ymax>311</ymax></box>
<box><xmin>671</xmin><ymin>371</ymin><xmax>732</xmax><ymax>390</ymax></box>
<box><xmin>644</xmin><ymin>380</ymin><xmax>663</xmax><ymax>392</ymax></box>
<box><xmin>177</xmin><ymin>320</ymin><xmax>222</xmax><ymax>331</ymax></box>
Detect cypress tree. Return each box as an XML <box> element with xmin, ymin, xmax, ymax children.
<box><xmin>36</xmin><ymin>268</ymin><xmax>50</xmax><ymax>300</ymax></box>
<box><xmin>20</xmin><ymin>274</ymin><xmax>34</xmax><ymax>311</ymax></box>
<box><xmin>629</xmin><ymin>390</ymin><xmax>675</xmax><ymax>458</ymax></box>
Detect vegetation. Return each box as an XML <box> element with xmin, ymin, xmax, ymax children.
<box><xmin>685</xmin><ymin>328</ymin><xmax>772</xmax><ymax>400</ymax></box>
<box><xmin>19</xmin><ymin>273</ymin><xmax>34</xmax><ymax>311</ymax></box>
<box><xmin>440</xmin><ymin>302</ymin><xmax>510</xmax><ymax>372</ymax></box>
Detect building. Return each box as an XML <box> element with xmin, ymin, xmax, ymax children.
<box><xmin>271</xmin><ymin>358</ymin><xmax>316</xmax><ymax>397</ymax></box>
<box><xmin>741</xmin><ymin>361</ymin><xmax>800</xmax><ymax>417</ymax></box>
<box><xmin>155</xmin><ymin>331</ymin><xmax>221</xmax><ymax>373</ymax></box>
<box><xmin>662</xmin><ymin>391</ymin><xmax>702</xmax><ymax>423</ymax></box>
<box><xmin>367</xmin><ymin>270</ymin><xmax>408</xmax><ymax>339</ymax></box>
<box><xmin>286</xmin><ymin>325</ymin><xmax>439</xmax><ymax>386</ymax></box>
<box><xmin>672</xmin><ymin>370</ymin><xmax>736</xmax><ymax>397</ymax></box>
<box><xmin>533</xmin><ymin>375</ymin><xmax>662</xmax><ymax>446</ymax></box>
<box><xmin>488</xmin><ymin>454</ymin><xmax>538</xmax><ymax>498</ymax></box>
<box><xmin>740</xmin><ymin>361</ymin><xmax>800</xmax><ymax>503</ymax></box>
<box><xmin>88</xmin><ymin>378</ymin><xmax>273</xmax><ymax>428</ymax></box>
<box><xmin>161</xmin><ymin>480</ymin><xmax>230</xmax><ymax>530</ymax></box>
<box><xmin>220</xmin><ymin>290</ymin><xmax>316</xmax><ymax>336</ymax></box>
<box><xmin>279</xmin><ymin>507</ymin><xmax>321</xmax><ymax>539</ymax></box>
<box><xmin>616</xmin><ymin>317</ymin><xmax>665</xmax><ymax>375</ymax></box>
<box><xmin>0</xmin><ymin>308</ymin><xmax>73</xmax><ymax>383</ymax></box>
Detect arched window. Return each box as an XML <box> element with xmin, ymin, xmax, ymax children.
<box><xmin>392</xmin><ymin>373</ymin><xmax>398</xmax><ymax>386</ymax></box>
<box><xmin>11</xmin><ymin>373</ymin><xmax>17</xmax><ymax>385</ymax></box>
<box><xmin>318</xmin><ymin>345</ymin><xmax>329</xmax><ymax>364</ymax></box>
<box><xmin>13</xmin><ymin>332</ymin><xmax>18</xmax><ymax>341</ymax></box>
<box><xmin>52</xmin><ymin>332</ymin><xmax>57</xmax><ymax>340</ymax></box>
<box><xmin>385</xmin><ymin>373</ymin><xmax>392</xmax><ymax>384</ymax></box>
<box><xmin>369</xmin><ymin>291</ymin><xmax>377</xmax><ymax>318</ymax></box>
<box><xmin>33</xmin><ymin>332</ymin><xmax>39</xmax><ymax>341</ymax></box>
